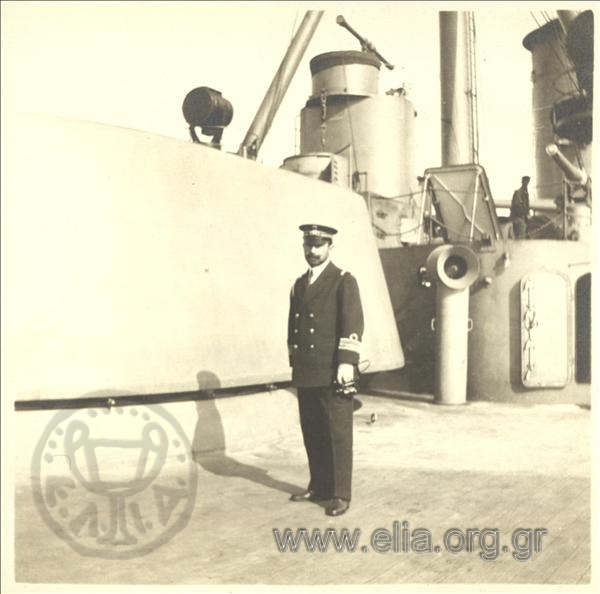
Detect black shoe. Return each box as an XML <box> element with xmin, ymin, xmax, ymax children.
<box><xmin>289</xmin><ymin>490</ymin><xmax>326</xmax><ymax>502</ymax></box>
<box><xmin>326</xmin><ymin>498</ymin><xmax>350</xmax><ymax>516</ymax></box>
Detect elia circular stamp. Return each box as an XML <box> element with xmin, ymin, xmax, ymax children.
<box><xmin>31</xmin><ymin>403</ymin><xmax>198</xmax><ymax>559</ymax></box>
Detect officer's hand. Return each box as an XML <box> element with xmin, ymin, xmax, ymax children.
<box><xmin>337</xmin><ymin>363</ymin><xmax>354</xmax><ymax>385</ymax></box>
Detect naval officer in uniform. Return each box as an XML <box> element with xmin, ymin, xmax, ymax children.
<box><xmin>287</xmin><ymin>223</ymin><xmax>364</xmax><ymax>517</ymax></box>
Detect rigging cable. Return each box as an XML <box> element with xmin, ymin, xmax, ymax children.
<box><xmin>529</xmin><ymin>11</ymin><xmax>580</xmax><ymax>93</ymax></box>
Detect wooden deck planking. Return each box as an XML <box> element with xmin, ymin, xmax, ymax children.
<box><xmin>13</xmin><ymin>395</ymin><xmax>591</xmax><ymax>586</ymax></box>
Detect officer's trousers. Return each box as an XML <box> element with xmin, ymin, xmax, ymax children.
<box><xmin>297</xmin><ymin>385</ymin><xmax>353</xmax><ymax>501</ymax></box>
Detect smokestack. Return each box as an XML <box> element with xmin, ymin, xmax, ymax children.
<box><xmin>556</xmin><ymin>10</ymin><xmax>579</xmax><ymax>34</ymax></box>
<box><xmin>523</xmin><ymin>19</ymin><xmax>585</xmax><ymax>201</ymax></box>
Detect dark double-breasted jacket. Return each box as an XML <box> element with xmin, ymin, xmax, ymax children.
<box><xmin>287</xmin><ymin>260</ymin><xmax>364</xmax><ymax>388</ymax></box>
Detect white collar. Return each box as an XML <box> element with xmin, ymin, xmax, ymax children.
<box><xmin>308</xmin><ymin>259</ymin><xmax>330</xmax><ymax>284</ymax></box>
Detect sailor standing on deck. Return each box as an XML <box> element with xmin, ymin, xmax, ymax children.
<box><xmin>287</xmin><ymin>224</ymin><xmax>364</xmax><ymax>517</ymax></box>
<box><xmin>511</xmin><ymin>176</ymin><xmax>531</xmax><ymax>239</ymax></box>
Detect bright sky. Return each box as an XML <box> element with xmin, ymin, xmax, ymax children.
<box><xmin>1</xmin><ymin>1</ymin><xmax>592</xmax><ymax>202</ymax></box>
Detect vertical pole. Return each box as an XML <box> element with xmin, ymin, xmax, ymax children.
<box><xmin>435</xmin><ymin>285</ymin><xmax>470</xmax><ymax>404</ymax></box>
<box><xmin>439</xmin><ymin>11</ymin><xmax>477</xmax><ymax>166</ymax></box>
<box><xmin>562</xmin><ymin>180</ymin><xmax>568</xmax><ymax>240</ymax></box>
<box><xmin>417</xmin><ymin>175</ymin><xmax>430</xmax><ymax>244</ymax></box>
<box><xmin>466</xmin><ymin>12</ymin><xmax>479</xmax><ymax>164</ymax></box>
<box><xmin>468</xmin><ymin>172</ymin><xmax>480</xmax><ymax>241</ymax></box>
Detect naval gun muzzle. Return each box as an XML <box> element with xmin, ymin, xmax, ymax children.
<box><xmin>545</xmin><ymin>144</ymin><xmax>588</xmax><ymax>185</ymax></box>
<box><xmin>426</xmin><ymin>245</ymin><xmax>480</xmax><ymax>405</ymax></box>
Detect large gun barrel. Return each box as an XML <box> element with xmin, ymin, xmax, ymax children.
<box><xmin>545</xmin><ymin>144</ymin><xmax>588</xmax><ymax>184</ymax></box>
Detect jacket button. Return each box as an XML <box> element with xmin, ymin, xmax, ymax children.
<box><xmin>309</xmin><ymin>328</ymin><xmax>315</xmax><ymax>334</ymax></box>
<box><xmin>294</xmin><ymin>329</ymin><xmax>298</xmax><ymax>334</ymax></box>
<box><xmin>293</xmin><ymin>344</ymin><xmax>298</xmax><ymax>349</ymax></box>
<box><xmin>309</xmin><ymin>313</ymin><xmax>314</xmax><ymax>318</ymax></box>
<box><xmin>309</xmin><ymin>344</ymin><xmax>315</xmax><ymax>349</ymax></box>
<box><xmin>295</xmin><ymin>313</ymin><xmax>300</xmax><ymax>318</ymax></box>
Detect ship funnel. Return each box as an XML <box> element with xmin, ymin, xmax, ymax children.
<box><xmin>556</xmin><ymin>10</ymin><xmax>579</xmax><ymax>33</ymax></box>
<box><xmin>545</xmin><ymin>144</ymin><xmax>588</xmax><ymax>185</ymax></box>
<box><xmin>296</xmin><ymin>49</ymin><xmax>417</xmax><ymax>210</ymax></box>
<box><xmin>523</xmin><ymin>17</ymin><xmax>592</xmax><ymax>201</ymax></box>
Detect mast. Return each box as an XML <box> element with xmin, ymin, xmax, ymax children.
<box><xmin>439</xmin><ymin>11</ymin><xmax>479</xmax><ymax>166</ymax></box>
<box><xmin>466</xmin><ymin>12</ymin><xmax>480</xmax><ymax>164</ymax></box>
<box><xmin>238</xmin><ymin>10</ymin><xmax>323</xmax><ymax>160</ymax></box>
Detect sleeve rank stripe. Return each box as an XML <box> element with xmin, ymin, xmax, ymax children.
<box><xmin>338</xmin><ymin>337</ymin><xmax>361</xmax><ymax>353</ymax></box>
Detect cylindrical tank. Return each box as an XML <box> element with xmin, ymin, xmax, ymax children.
<box><xmin>281</xmin><ymin>153</ymin><xmax>350</xmax><ymax>187</ymax></box>
<box><xmin>523</xmin><ymin>20</ymin><xmax>581</xmax><ymax>202</ymax></box>
<box><xmin>300</xmin><ymin>52</ymin><xmax>416</xmax><ymax>200</ymax></box>
<box><xmin>309</xmin><ymin>51</ymin><xmax>381</xmax><ymax>97</ymax></box>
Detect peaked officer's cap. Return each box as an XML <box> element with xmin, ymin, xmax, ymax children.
<box><xmin>300</xmin><ymin>223</ymin><xmax>338</xmax><ymax>245</ymax></box>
